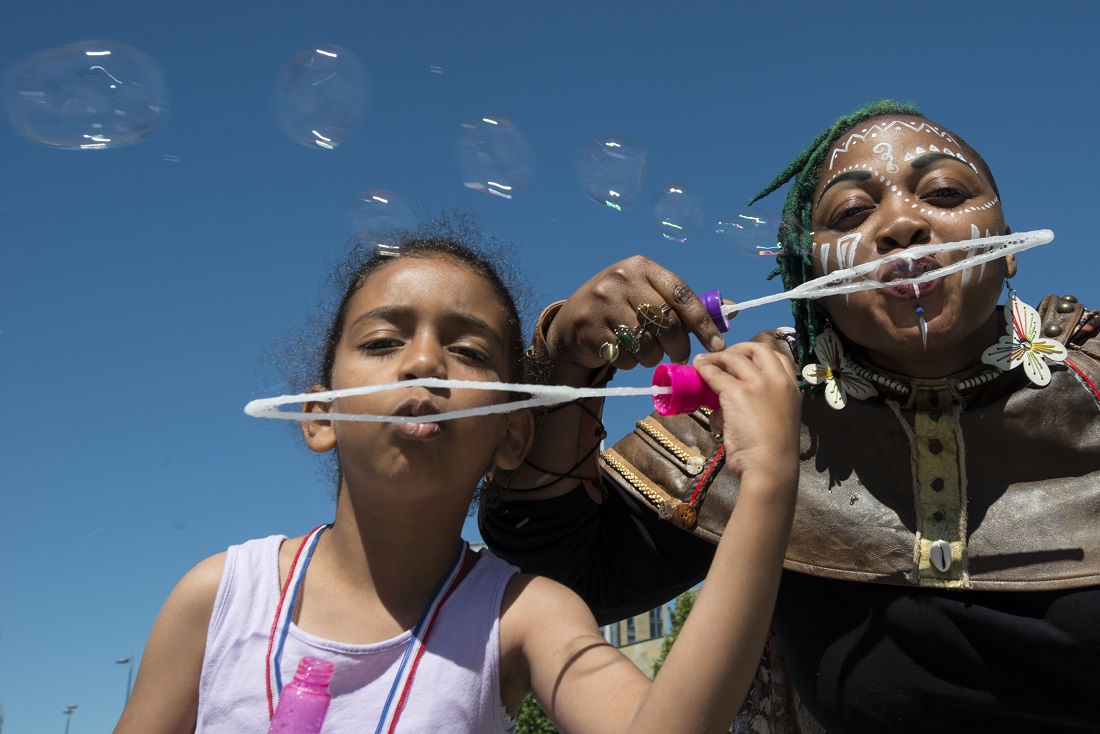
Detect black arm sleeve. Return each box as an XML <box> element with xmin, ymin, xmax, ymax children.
<box><xmin>479</xmin><ymin>479</ymin><xmax>716</xmax><ymax>625</ymax></box>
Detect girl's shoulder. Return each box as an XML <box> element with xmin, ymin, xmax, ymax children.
<box><xmin>170</xmin><ymin>550</ymin><xmax>230</xmax><ymax>617</ymax></box>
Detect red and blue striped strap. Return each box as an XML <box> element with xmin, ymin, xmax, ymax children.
<box><xmin>265</xmin><ymin>523</ymin><xmax>329</xmax><ymax>720</ymax></box>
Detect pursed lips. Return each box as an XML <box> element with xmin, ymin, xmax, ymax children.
<box><xmin>878</xmin><ymin>256</ymin><xmax>943</xmax><ymax>300</ymax></box>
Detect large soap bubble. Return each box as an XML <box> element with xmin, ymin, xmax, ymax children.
<box><xmin>348</xmin><ymin>189</ymin><xmax>419</xmax><ymax>250</ymax></box>
<box><xmin>576</xmin><ymin>134</ymin><xmax>646</xmax><ymax>211</ymax></box>
<box><xmin>275</xmin><ymin>44</ymin><xmax>367</xmax><ymax>150</ymax></box>
<box><xmin>716</xmin><ymin>211</ymin><xmax>783</xmax><ymax>257</ymax></box>
<box><xmin>456</xmin><ymin>116</ymin><xmax>534</xmax><ymax>199</ymax></box>
<box><xmin>3</xmin><ymin>40</ymin><xmax>168</xmax><ymax>150</ymax></box>
<box><xmin>651</xmin><ymin>183</ymin><xmax>702</xmax><ymax>243</ymax></box>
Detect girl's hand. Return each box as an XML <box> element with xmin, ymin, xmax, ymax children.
<box><xmin>693</xmin><ymin>343</ymin><xmax>801</xmax><ymax>488</ymax></box>
<box><xmin>544</xmin><ymin>256</ymin><xmax>728</xmax><ymax>383</ymax></box>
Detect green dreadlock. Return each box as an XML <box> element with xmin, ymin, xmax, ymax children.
<box><xmin>748</xmin><ymin>99</ymin><xmax>921</xmax><ymax>368</ymax></box>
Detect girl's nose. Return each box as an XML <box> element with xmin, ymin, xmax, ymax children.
<box><xmin>401</xmin><ymin>337</ymin><xmax>447</xmax><ymax>380</ymax></box>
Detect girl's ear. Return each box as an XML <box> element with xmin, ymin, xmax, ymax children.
<box><xmin>491</xmin><ymin>409</ymin><xmax>535</xmax><ymax>471</ymax></box>
<box><xmin>301</xmin><ymin>386</ymin><xmax>337</xmax><ymax>454</ymax></box>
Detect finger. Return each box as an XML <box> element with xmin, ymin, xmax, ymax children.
<box><xmin>643</xmin><ymin>265</ymin><xmax>727</xmax><ymax>353</ymax></box>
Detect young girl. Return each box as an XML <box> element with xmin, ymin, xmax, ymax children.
<box><xmin>114</xmin><ymin>224</ymin><xmax>802</xmax><ymax>734</ymax></box>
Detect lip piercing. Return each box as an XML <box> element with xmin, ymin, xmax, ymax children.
<box><xmin>916</xmin><ymin>306</ymin><xmax>928</xmax><ymax>350</ymax></box>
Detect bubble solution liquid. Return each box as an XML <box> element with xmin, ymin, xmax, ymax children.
<box><xmin>268</xmin><ymin>656</ymin><xmax>335</xmax><ymax>733</ymax></box>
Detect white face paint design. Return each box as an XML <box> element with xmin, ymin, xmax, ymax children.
<box><xmin>828</xmin><ymin>119</ymin><xmax>970</xmax><ymax>172</ymax></box>
<box><xmin>901</xmin><ymin>143</ymin><xmax>976</xmax><ymax>174</ymax></box>
<box><xmin>872</xmin><ymin>142</ymin><xmax>899</xmax><ymax>174</ymax></box>
<box><xmin>959</xmin><ymin>223</ymin><xmax>995</xmax><ymax>287</ymax></box>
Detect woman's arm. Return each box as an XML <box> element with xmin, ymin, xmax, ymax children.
<box><xmin>494</xmin><ymin>255</ymin><xmax>728</xmax><ymax>500</ymax></box>
<box><xmin>113</xmin><ymin>553</ymin><xmax>225</xmax><ymax>734</ymax></box>
<box><xmin>504</xmin><ymin>343</ymin><xmax>802</xmax><ymax>733</ymax></box>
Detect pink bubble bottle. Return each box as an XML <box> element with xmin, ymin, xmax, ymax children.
<box><xmin>268</xmin><ymin>656</ymin><xmax>335</xmax><ymax>733</ymax></box>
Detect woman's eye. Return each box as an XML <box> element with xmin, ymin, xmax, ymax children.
<box><xmin>827</xmin><ymin>204</ymin><xmax>873</xmax><ymax>229</ymax></box>
<box><xmin>920</xmin><ymin>186</ymin><xmax>971</xmax><ymax>207</ymax></box>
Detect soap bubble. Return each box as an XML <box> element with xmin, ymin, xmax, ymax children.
<box><xmin>456</xmin><ymin>116</ymin><xmax>534</xmax><ymax>199</ymax></box>
<box><xmin>3</xmin><ymin>40</ymin><xmax>168</xmax><ymax>150</ymax></box>
<box><xmin>576</xmin><ymin>134</ymin><xmax>646</xmax><ymax>211</ymax></box>
<box><xmin>651</xmin><ymin>183</ymin><xmax>702</xmax><ymax>243</ymax></box>
<box><xmin>348</xmin><ymin>189</ymin><xmax>418</xmax><ymax>249</ymax></box>
<box><xmin>275</xmin><ymin>45</ymin><xmax>367</xmax><ymax>150</ymax></box>
<box><xmin>716</xmin><ymin>211</ymin><xmax>784</xmax><ymax>257</ymax></box>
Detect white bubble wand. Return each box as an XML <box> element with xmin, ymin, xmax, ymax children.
<box><xmin>245</xmin><ymin>229</ymin><xmax>1054</xmax><ymax>422</ymax></box>
<box><xmin>705</xmin><ymin>229</ymin><xmax>1053</xmax><ymax>324</ymax></box>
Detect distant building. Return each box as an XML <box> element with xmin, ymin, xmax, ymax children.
<box><xmin>600</xmin><ymin>605</ymin><xmax>667</xmax><ymax>677</ymax></box>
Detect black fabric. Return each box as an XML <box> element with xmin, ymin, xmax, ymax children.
<box><xmin>773</xmin><ymin>570</ymin><xmax>1100</xmax><ymax>732</ymax></box>
<box><xmin>479</xmin><ymin>482</ymin><xmax>714</xmax><ymax>626</ymax></box>
<box><xmin>482</xmin><ymin>482</ymin><xmax>1100</xmax><ymax>730</ymax></box>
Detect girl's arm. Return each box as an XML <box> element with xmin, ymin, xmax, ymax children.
<box><xmin>502</xmin><ymin>342</ymin><xmax>801</xmax><ymax>734</ymax></box>
<box><xmin>113</xmin><ymin>553</ymin><xmax>225</xmax><ymax>734</ymax></box>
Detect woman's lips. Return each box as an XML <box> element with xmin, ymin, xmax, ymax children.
<box><xmin>878</xmin><ymin>256</ymin><xmax>943</xmax><ymax>300</ymax></box>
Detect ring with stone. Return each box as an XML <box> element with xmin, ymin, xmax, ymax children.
<box><xmin>612</xmin><ymin>324</ymin><xmax>644</xmax><ymax>355</ymax></box>
<box><xmin>636</xmin><ymin>302</ymin><xmax>674</xmax><ymax>336</ymax></box>
<box><xmin>598</xmin><ymin>340</ymin><xmax>620</xmax><ymax>363</ymax></box>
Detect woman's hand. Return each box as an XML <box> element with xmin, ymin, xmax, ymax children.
<box><xmin>543</xmin><ymin>255</ymin><xmax>729</xmax><ymax>385</ymax></box>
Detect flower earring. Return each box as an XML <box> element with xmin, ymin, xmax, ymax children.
<box><xmin>981</xmin><ymin>284</ymin><xmax>1067</xmax><ymax>386</ymax></box>
<box><xmin>802</xmin><ymin>328</ymin><xmax>878</xmax><ymax>410</ymax></box>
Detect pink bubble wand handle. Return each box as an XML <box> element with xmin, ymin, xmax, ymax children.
<box><xmin>652</xmin><ymin>363</ymin><xmax>719</xmax><ymax>416</ymax></box>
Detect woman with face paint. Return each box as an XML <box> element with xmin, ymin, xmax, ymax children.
<box><xmin>480</xmin><ymin>100</ymin><xmax>1100</xmax><ymax>733</ymax></box>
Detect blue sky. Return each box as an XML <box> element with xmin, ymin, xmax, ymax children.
<box><xmin>2</xmin><ymin>1</ymin><xmax>1097</xmax><ymax>731</ymax></box>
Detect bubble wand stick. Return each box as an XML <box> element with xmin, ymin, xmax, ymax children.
<box><xmin>245</xmin><ymin>229</ymin><xmax>1053</xmax><ymax>421</ymax></box>
<box><xmin>703</xmin><ymin>229</ymin><xmax>1052</xmax><ymax>330</ymax></box>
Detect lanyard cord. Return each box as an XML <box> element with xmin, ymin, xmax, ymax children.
<box><xmin>375</xmin><ymin>541</ymin><xmax>469</xmax><ymax>734</ymax></box>
<box><xmin>265</xmin><ymin>524</ymin><xmax>329</xmax><ymax>719</ymax></box>
<box><xmin>263</xmin><ymin>525</ymin><xmax>470</xmax><ymax>733</ymax></box>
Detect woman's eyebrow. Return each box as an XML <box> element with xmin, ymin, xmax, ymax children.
<box><xmin>911</xmin><ymin>152</ymin><xmax>968</xmax><ymax>170</ymax></box>
<box><xmin>817</xmin><ymin>170</ymin><xmax>871</xmax><ymax>206</ymax></box>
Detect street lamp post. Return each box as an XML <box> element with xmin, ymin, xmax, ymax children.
<box><xmin>116</xmin><ymin>657</ymin><xmax>134</xmax><ymax>707</ymax></box>
<box><xmin>62</xmin><ymin>704</ymin><xmax>77</xmax><ymax>734</ymax></box>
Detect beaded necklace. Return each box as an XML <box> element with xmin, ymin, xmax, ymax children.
<box><xmin>846</xmin><ymin>361</ymin><xmax>1004</xmax><ymax>397</ymax></box>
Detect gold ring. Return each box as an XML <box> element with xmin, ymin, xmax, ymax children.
<box><xmin>637</xmin><ymin>303</ymin><xmax>674</xmax><ymax>336</ymax></box>
<box><xmin>599</xmin><ymin>341</ymin><xmax>620</xmax><ymax>363</ymax></box>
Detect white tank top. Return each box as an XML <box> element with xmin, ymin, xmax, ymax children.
<box><xmin>196</xmin><ymin>534</ymin><xmax>518</xmax><ymax>733</ymax></box>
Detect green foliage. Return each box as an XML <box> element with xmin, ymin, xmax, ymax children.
<box><xmin>649</xmin><ymin>590</ymin><xmax>697</xmax><ymax>677</ymax></box>
<box><xmin>514</xmin><ymin>694</ymin><xmax>559</xmax><ymax>734</ymax></box>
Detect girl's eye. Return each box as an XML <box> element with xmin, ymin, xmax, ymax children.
<box><xmin>452</xmin><ymin>346</ymin><xmax>491</xmax><ymax>364</ymax></box>
<box><xmin>359</xmin><ymin>338</ymin><xmax>401</xmax><ymax>352</ymax></box>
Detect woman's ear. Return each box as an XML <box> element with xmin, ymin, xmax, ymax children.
<box><xmin>300</xmin><ymin>386</ymin><xmax>337</xmax><ymax>454</ymax></box>
<box><xmin>491</xmin><ymin>409</ymin><xmax>535</xmax><ymax>471</ymax></box>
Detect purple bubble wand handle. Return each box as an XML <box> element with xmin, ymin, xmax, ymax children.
<box><xmin>652</xmin><ymin>363</ymin><xmax>719</xmax><ymax>416</ymax></box>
